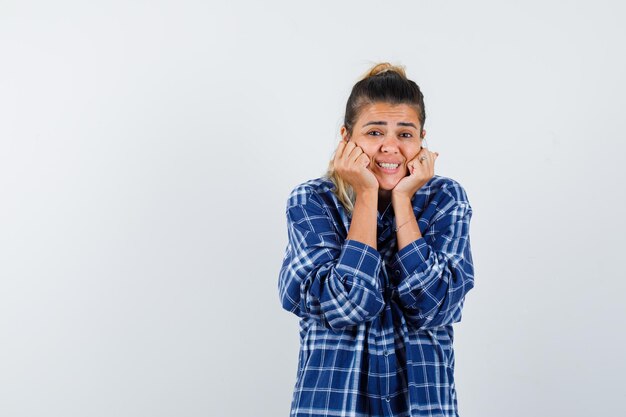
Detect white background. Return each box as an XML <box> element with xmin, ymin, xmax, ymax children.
<box><xmin>1</xmin><ymin>1</ymin><xmax>625</xmax><ymax>416</ymax></box>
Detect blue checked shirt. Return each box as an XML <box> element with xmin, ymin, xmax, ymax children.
<box><xmin>278</xmin><ymin>174</ymin><xmax>475</xmax><ymax>417</ymax></box>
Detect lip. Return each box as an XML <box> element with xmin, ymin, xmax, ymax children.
<box><xmin>376</xmin><ymin>160</ymin><xmax>402</xmax><ymax>164</ymax></box>
<box><xmin>376</xmin><ymin>162</ymin><xmax>401</xmax><ymax>174</ymax></box>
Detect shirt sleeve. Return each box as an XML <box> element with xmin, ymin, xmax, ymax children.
<box><xmin>277</xmin><ymin>187</ymin><xmax>385</xmax><ymax>331</ymax></box>
<box><xmin>389</xmin><ymin>189</ymin><xmax>475</xmax><ymax>331</ymax></box>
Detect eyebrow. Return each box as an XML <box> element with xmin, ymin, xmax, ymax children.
<box><xmin>362</xmin><ymin>121</ymin><xmax>418</xmax><ymax>129</ymax></box>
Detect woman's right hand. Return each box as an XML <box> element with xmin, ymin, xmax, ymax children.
<box><xmin>333</xmin><ymin>139</ymin><xmax>379</xmax><ymax>195</ymax></box>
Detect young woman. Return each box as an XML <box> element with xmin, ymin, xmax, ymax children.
<box><xmin>278</xmin><ymin>62</ymin><xmax>475</xmax><ymax>417</ymax></box>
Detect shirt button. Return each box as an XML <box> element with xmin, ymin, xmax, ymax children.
<box><xmin>383</xmin><ymin>350</ymin><xmax>389</xmax><ymax>356</ymax></box>
<box><xmin>394</xmin><ymin>270</ymin><xmax>401</xmax><ymax>276</ymax></box>
<box><xmin>385</xmin><ymin>396</ymin><xmax>390</xmax><ymax>402</ymax></box>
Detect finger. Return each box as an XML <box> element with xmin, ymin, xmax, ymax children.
<box><xmin>339</xmin><ymin>140</ymin><xmax>355</xmax><ymax>163</ymax></box>
<box><xmin>334</xmin><ymin>140</ymin><xmax>347</xmax><ymax>165</ymax></box>
<box><xmin>336</xmin><ymin>139</ymin><xmax>346</xmax><ymax>154</ymax></box>
<box><xmin>357</xmin><ymin>152</ymin><xmax>370</xmax><ymax>168</ymax></box>
<box><xmin>348</xmin><ymin>146</ymin><xmax>364</xmax><ymax>165</ymax></box>
<box><xmin>409</xmin><ymin>155</ymin><xmax>422</xmax><ymax>168</ymax></box>
<box><xmin>344</xmin><ymin>140</ymin><xmax>356</xmax><ymax>156</ymax></box>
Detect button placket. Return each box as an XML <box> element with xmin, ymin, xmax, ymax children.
<box><xmin>379</xmin><ymin>233</ymin><xmax>399</xmax><ymax>410</ymax></box>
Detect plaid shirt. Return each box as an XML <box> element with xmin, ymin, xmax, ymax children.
<box><xmin>278</xmin><ymin>174</ymin><xmax>475</xmax><ymax>417</ymax></box>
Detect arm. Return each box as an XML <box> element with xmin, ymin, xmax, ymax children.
<box><xmin>346</xmin><ymin>189</ymin><xmax>378</xmax><ymax>250</ymax></box>
<box><xmin>277</xmin><ymin>187</ymin><xmax>385</xmax><ymax>331</ymax></box>
<box><xmin>389</xmin><ymin>187</ymin><xmax>475</xmax><ymax>331</ymax></box>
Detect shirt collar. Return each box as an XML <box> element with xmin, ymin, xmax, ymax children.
<box><xmin>377</xmin><ymin>200</ymin><xmax>394</xmax><ymax>225</ymax></box>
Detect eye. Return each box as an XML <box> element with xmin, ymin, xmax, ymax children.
<box><xmin>367</xmin><ymin>131</ymin><xmax>414</xmax><ymax>139</ymax></box>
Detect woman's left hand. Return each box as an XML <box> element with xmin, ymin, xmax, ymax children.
<box><xmin>392</xmin><ymin>147</ymin><xmax>439</xmax><ymax>199</ymax></box>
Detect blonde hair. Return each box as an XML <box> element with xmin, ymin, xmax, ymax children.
<box><xmin>323</xmin><ymin>62</ymin><xmax>424</xmax><ymax>215</ymax></box>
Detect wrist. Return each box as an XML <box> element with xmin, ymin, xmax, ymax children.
<box><xmin>391</xmin><ymin>192</ymin><xmax>412</xmax><ymax>206</ymax></box>
<box><xmin>356</xmin><ymin>188</ymin><xmax>378</xmax><ymax>201</ymax></box>
<box><xmin>354</xmin><ymin>183</ymin><xmax>378</xmax><ymax>196</ymax></box>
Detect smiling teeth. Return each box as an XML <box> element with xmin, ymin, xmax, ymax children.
<box><xmin>377</xmin><ymin>162</ymin><xmax>400</xmax><ymax>169</ymax></box>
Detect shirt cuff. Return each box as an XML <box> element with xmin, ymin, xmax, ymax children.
<box><xmin>389</xmin><ymin>237</ymin><xmax>430</xmax><ymax>285</ymax></box>
<box><xmin>336</xmin><ymin>239</ymin><xmax>382</xmax><ymax>285</ymax></box>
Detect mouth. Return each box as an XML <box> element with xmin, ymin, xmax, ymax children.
<box><xmin>375</xmin><ymin>161</ymin><xmax>402</xmax><ymax>174</ymax></box>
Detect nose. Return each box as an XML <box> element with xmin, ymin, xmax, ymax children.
<box><xmin>380</xmin><ymin>134</ymin><xmax>400</xmax><ymax>153</ymax></box>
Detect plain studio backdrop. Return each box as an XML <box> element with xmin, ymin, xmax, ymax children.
<box><xmin>1</xmin><ymin>1</ymin><xmax>624</xmax><ymax>416</ymax></box>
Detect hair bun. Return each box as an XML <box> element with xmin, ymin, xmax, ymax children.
<box><xmin>363</xmin><ymin>62</ymin><xmax>407</xmax><ymax>79</ymax></box>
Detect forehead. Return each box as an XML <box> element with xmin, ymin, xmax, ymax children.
<box><xmin>357</xmin><ymin>102</ymin><xmax>420</xmax><ymax>125</ymax></box>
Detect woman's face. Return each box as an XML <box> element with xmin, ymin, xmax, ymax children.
<box><xmin>340</xmin><ymin>102</ymin><xmax>426</xmax><ymax>191</ymax></box>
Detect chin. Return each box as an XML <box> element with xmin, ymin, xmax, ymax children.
<box><xmin>377</xmin><ymin>177</ymin><xmax>401</xmax><ymax>191</ymax></box>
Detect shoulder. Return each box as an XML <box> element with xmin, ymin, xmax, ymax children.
<box><xmin>426</xmin><ymin>174</ymin><xmax>472</xmax><ymax>208</ymax></box>
<box><xmin>285</xmin><ymin>176</ymin><xmax>336</xmax><ymax>209</ymax></box>
<box><xmin>418</xmin><ymin>175</ymin><xmax>473</xmax><ymax>224</ymax></box>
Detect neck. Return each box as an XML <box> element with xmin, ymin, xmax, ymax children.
<box><xmin>378</xmin><ymin>189</ymin><xmax>391</xmax><ymax>213</ymax></box>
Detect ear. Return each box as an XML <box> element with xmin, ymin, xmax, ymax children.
<box><xmin>421</xmin><ymin>128</ymin><xmax>426</xmax><ymax>139</ymax></box>
<box><xmin>340</xmin><ymin>126</ymin><xmax>349</xmax><ymax>142</ymax></box>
